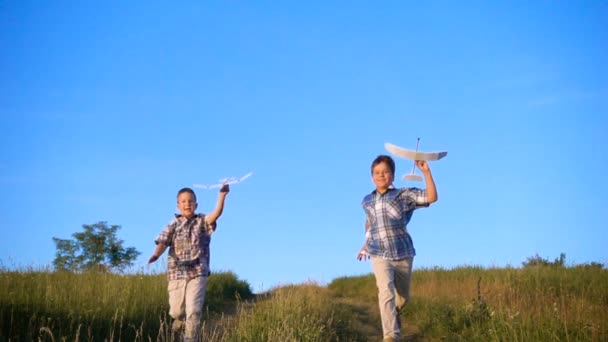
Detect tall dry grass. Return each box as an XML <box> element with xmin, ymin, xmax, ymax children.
<box><xmin>0</xmin><ymin>268</ymin><xmax>363</xmax><ymax>341</ymax></box>
<box><xmin>1</xmin><ymin>264</ymin><xmax>606</xmax><ymax>341</ymax></box>
<box><xmin>219</xmin><ymin>283</ymin><xmax>366</xmax><ymax>342</ymax></box>
<box><xmin>0</xmin><ymin>267</ymin><xmax>252</xmax><ymax>341</ymax></box>
<box><xmin>330</xmin><ymin>265</ymin><xmax>608</xmax><ymax>341</ymax></box>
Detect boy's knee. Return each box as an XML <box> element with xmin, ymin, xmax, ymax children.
<box><xmin>187</xmin><ymin>310</ymin><xmax>201</xmax><ymax>321</ymax></box>
<box><xmin>378</xmin><ymin>287</ymin><xmax>395</xmax><ymax>302</ymax></box>
<box><xmin>169</xmin><ymin>308</ymin><xmax>183</xmax><ymax>321</ymax></box>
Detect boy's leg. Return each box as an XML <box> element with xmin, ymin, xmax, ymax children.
<box><xmin>371</xmin><ymin>256</ymin><xmax>400</xmax><ymax>340</ymax></box>
<box><xmin>394</xmin><ymin>257</ymin><xmax>413</xmax><ymax>336</ymax></box>
<box><xmin>183</xmin><ymin>275</ymin><xmax>209</xmax><ymax>342</ymax></box>
<box><xmin>168</xmin><ymin>279</ymin><xmax>187</xmax><ymax>331</ymax></box>
<box><xmin>394</xmin><ymin>257</ymin><xmax>413</xmax><ymax>312</ymax></box>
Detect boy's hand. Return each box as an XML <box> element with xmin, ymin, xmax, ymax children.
<box><xmin>415</xmin><ymin>160</ymin><xmax>431</xmax><ymax>173</ymax></box>
<box><xmin>220</xmin><ymin>184</ymin><xmax>230</xmax><ymax>193</ymax></box>
<box><xmin>356</xmin><ymin>247</ymin><xmax>369</xmax><ymax>261</ymax></box>
<box><xmin>148</xmin><ymin>255</ymin><xmax>159</xmax><ymax>264</ymax></box>
<box><xmin>148</xmin><ymin>243</ymin><xmax>167</xmax><ymax>264</ymax></box>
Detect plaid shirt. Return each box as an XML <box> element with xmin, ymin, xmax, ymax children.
<box><xmin>362</xmin><ymin>187</ymin><xmax>428</xmax><ymax>260</ymax></box>
<box><xmin>155</xmin><ymin>214</ymin><xmax>215</xmax><ymax>281</ymax></box>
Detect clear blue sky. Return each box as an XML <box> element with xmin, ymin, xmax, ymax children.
<box><xmin>1</xmin><ymin>1</ymin><xmax>606</xmax><ymax>292</ymax></box>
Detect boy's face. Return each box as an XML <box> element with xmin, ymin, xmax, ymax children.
<box><xmin>372</xmin><ymin>161</ymin><xmax>394</xmax><ymax>193</ymax></box>
<box><xmin>177</xmin><ymin>192</ymin><xmax>198</xmax><ymax>218</ymax></box>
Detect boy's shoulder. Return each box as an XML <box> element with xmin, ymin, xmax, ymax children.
<box><xmin>362</xmin><ymin>189</ymin><xmax>376</xmax><ymax>204</ymax></box>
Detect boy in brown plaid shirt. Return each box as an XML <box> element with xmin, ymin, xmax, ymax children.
<box><xmin>148</xmin><ymin>184</ymin><xmax>229</xmax><ymax>341</ymax></box>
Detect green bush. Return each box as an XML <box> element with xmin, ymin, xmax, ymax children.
<box><xmin>522</xmin><ymin>252</ymin><xmax>566</xmax><ymax>268</ymax></box>
<box><xmin>206</xmin><ymin>271</ymin><xmax>254</xmax><ymax>313</ymax></box>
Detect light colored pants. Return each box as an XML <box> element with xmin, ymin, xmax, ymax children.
<box><xmin>371</xmin><ymin>256</ymin><xmax>413</xmax><ymax>340</ymax></box>
<box><xmin>168</xmin><ymin>276</ymin><xmax>208</xmax><ymax>342</ymax></box>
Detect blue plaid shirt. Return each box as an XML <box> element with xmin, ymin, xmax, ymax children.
<box><xmin>155</xmin><ymin>214</ymin><xmax>215</xmax><ymax>280</ymax></box>
<box><xmin>362</xmin><ymin>187</ymin><xmax>428</xmax><ymax>260</ymax></box>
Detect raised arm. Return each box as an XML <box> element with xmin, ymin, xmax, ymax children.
<box><xmin>416</xmin><ymin>160</ymin><xmax>438</xmax><ymax>204</ymax></box>
<box><xmin>205</xmin><ymin>184</ymin><xmax>230</xmax><ymax>225</ymax></box>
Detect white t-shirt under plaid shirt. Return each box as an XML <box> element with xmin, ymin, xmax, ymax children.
<box><xmin>155</xmin><ymin>214</ymin><xmax>215</xmax><ymax>281</ymax></box>
<box><xmin>362</xmin><ymin>187</ymin><xmax>428</xmax><ymax>260</ymax></box>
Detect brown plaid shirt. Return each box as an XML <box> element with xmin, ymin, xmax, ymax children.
<box><xmin>155</xmin><ymin>214</ymin><xmax>215</xmax><ymax>280</ymax></box>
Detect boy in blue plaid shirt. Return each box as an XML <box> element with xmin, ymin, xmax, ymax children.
<box><xmin>148</xmin><ymin>184</ymin><xmax>229</xmax><ymax>342</ymax></box>
<box><xmin>357</xmin><ymin>155</ymin><xmax>437</xmax><ymax>342</ymax></box>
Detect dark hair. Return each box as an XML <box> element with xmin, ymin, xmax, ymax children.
<box><xmin>371</xmin><ymin>155</ymin><xmax>395</xmax><ymax>175</ymax></box>
<box><xmin>177</xmin><ymin>187</ymin><xmax>197</xmax><ymax>202</ymax></box>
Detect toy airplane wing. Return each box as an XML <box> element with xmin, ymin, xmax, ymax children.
<box><xmin>385</xmin><ymin>143</ymin><xmax>447</xmax><ymax>161</ymax></box>
<box><xmin>193</xmin><ymin>172</ymin><xmax>253</xmax><ymax>190</ymax></box>
<box><xmin>239</xmin><ymin>172</ymin><xmax>253</xmax><ymax>182</ymax></box>
<box><xmin>195</xmin><ymin>181</ymin><xmax>231</xmax><ymax>189</ymax></box>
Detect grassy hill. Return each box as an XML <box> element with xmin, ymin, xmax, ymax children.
<box><xmin>1</xmin><ymin>264</ymin><xmax>606</xmax><ymax>341</ymax></box>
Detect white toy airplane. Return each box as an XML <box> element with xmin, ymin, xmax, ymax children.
<box><xmin>385</xmin><ymin>138</ymin><xmax>447</xmax><ymax>182</ymax></box>
<box><xmin>194</xmin><ymin>172</ymin><xmax>253</xmax><ymax>189</ymax></box>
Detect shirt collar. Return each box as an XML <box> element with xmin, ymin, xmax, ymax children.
<box><xmin>174</xmin><ymin>213</ymin><xmax>203</xmax><ymax>221</ymax></box>
<box><xmin>372</xmin><ymin>185</ymin><xmax>397</xmax><ymax>195</ymax></box>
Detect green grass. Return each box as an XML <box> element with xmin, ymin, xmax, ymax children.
<box><xmin>329</xmin><ymin>266</ymin><xmax>608</xmax><ymax>341</ymax></box>
<box><xmin>1</xmin><ymin>265</ymin><xmax>606</xmax><ymax>341</ymax></box>
<box><xmin>0</xmin><ymin>268</ymin><xmax>251</xmax><ymax>341</ymax></box>
<box><xmin>225</xmin><ymin>284</ymin><xmax>366</xmax><ymax>342</ymax></box>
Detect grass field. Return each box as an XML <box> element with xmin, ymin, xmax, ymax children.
<box><xmin>1</xmin><ymin>264</ymin><xmax>606</xmax><ymax>341</ymax></box>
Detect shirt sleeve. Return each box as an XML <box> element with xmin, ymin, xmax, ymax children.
<box><xmin>403</xmin><ymin>187</ymin><xmax>429</xmax><ymax>208</ymax></box>
<box><xmin>202</xmin><ymin>215</ymin><xmax>217</xmax><ymax>235</ymax></box>
<box><xmin>155</xmin><ymin>219</ymin><xmax>177</xmax><ymax>245</ymax></box>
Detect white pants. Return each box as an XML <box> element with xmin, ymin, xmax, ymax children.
<box><xmin>371</xmin><ymin>256</ymin><xmax>413</xmax><ymax>340</ymax></box>
<box><xmin>168</xmin><ymin>276</ymin><xmax>208</xmax><ymax>342</ymax></box>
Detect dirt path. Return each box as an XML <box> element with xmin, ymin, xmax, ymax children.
<box><xmin>336</xmin><ymin>297</ymin><xmax>422</xmax><ymax>341</ymax></box>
